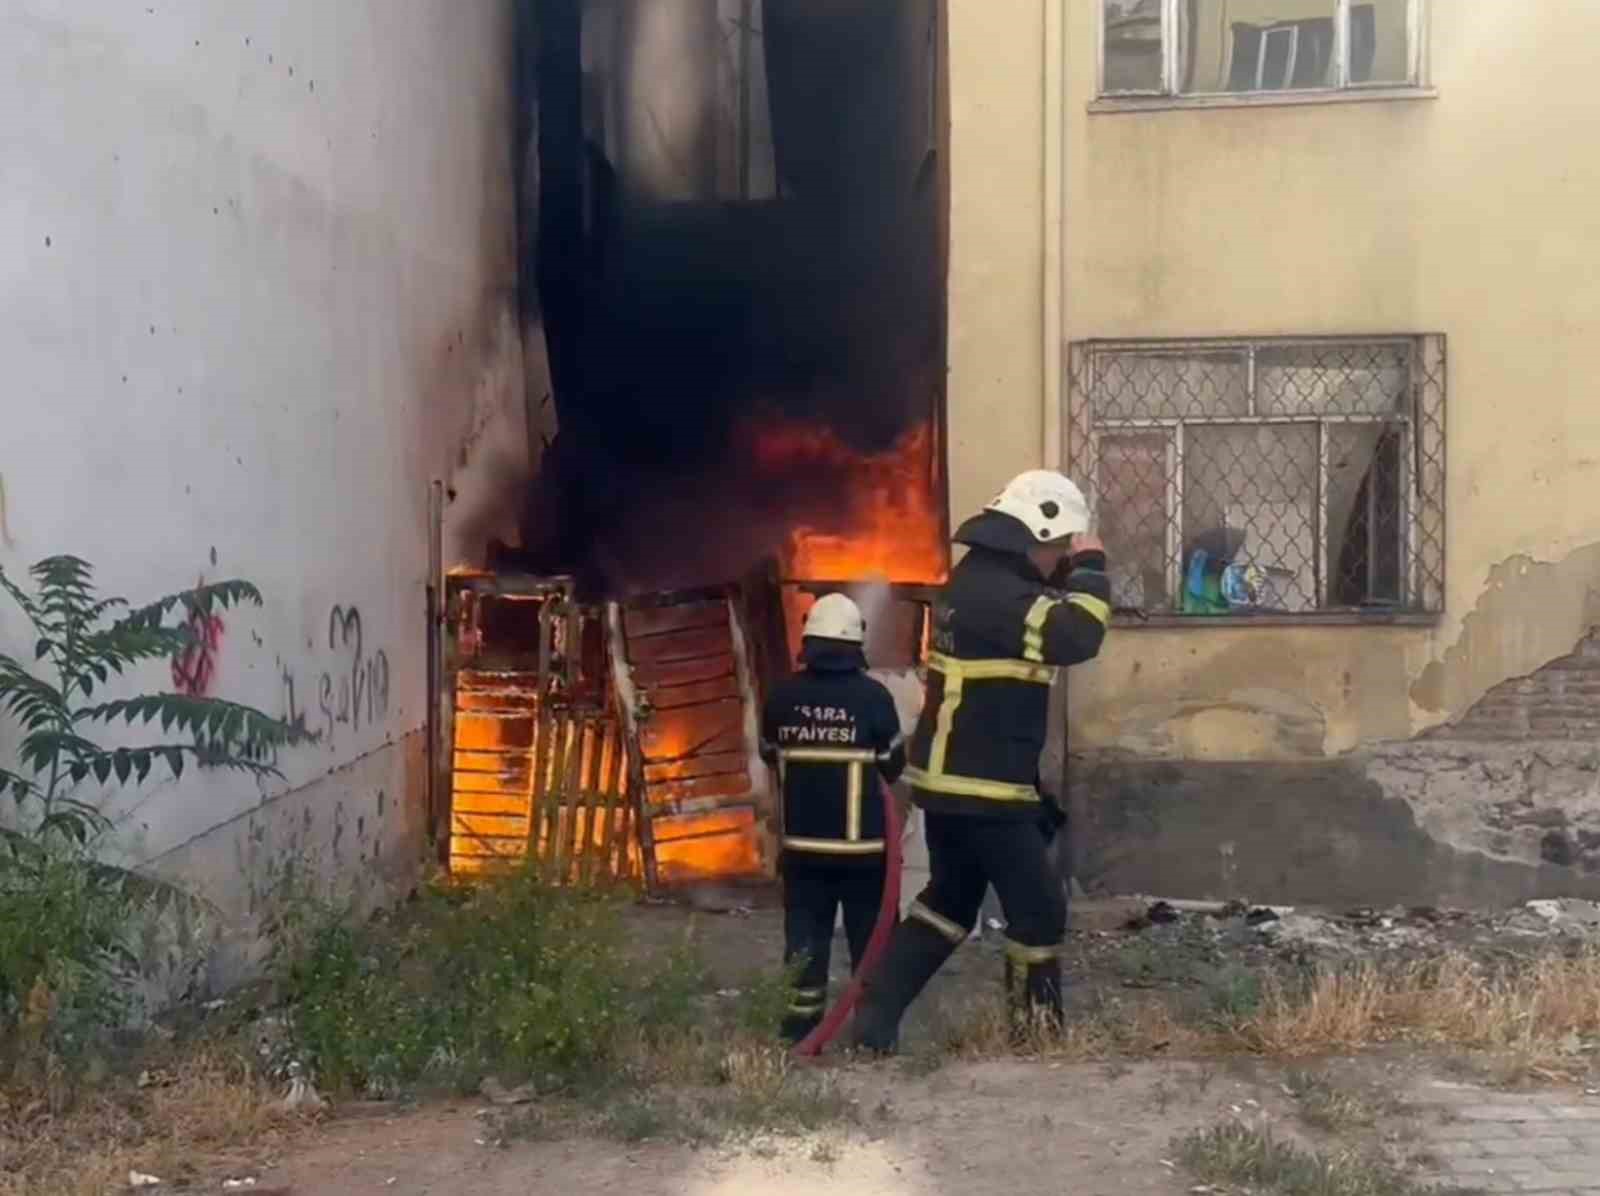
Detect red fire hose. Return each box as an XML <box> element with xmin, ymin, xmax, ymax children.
<box><xmin>790</xmin><ymin>779</ymin><xmax>904</xmax><ymax>1058</ymax></box>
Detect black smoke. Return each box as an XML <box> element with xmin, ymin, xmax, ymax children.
<box><xmin>507</xmin><ymin>0</ymin><xmax>944</xmax><ymax>597</ymax></box>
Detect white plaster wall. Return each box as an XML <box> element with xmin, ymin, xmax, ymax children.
<box><xmin>0</xmin><ymin>3</ymin><xmax>528</xmax><ymax>908</ymax></box>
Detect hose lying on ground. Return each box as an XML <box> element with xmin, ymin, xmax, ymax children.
<box><xmin>790</xmin><ymin>778</ymin><xmax>904</xmax><ymax>1058</ymax></box>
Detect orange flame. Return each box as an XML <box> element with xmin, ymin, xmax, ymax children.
<box><xmin>746</xmin><ymin>419</ymin><xmax>948</xmax><ymax>584</ymax></box>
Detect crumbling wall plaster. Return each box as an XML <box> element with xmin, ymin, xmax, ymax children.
<box><xmin>1410</xmin><ymin>545</ymin><xmax>1600</xmax><ymax>729</ymax></box>
<box><xmin>1367</xmin><ymin>742</ymin><xmax>1600</xmax><ymax>879</ymax></box>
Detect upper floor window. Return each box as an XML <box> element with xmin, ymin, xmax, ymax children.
<box><xmin>1101</xmin><ymin>0</ymin><xmax>1425</xmax><ymax>99</ymax></box>
<box><xmin>1065</xmin><ymin>336</ymin><xmax>1446</xmax><ymax>620</ymax></box>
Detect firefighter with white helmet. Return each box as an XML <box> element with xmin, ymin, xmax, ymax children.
<box><xmin>760</xmin><ymin>592</ymin><xmax>907</xmax><ymax>1043</ymax></box>
<box><xmin>852</xmin><ymin>469</ymin><xmax>1110</xmax><ymax>1051</ymax></box>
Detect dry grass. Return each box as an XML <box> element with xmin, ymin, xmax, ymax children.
<box><xmin>1284</xmin><ymin>1070</ymin><xmax>1407</xmax><ymax>1134</ymax></box>
<box><xmin>0</xmin><ymin>1049</ymin><xmax>311</xmax><ymax>1196</ymax></box>
<box><xmin>941</xmin><ymin>949</ymin><xmax>1600</xmax><ymax>1082</ymax></box>
<box><xmin>942</xmin><ymin>990</ymin><xmax>1204</xmax><ymax>1061</ymax></box>
<box><xmin>1236</xmin><ymin>951</ymin><xmax>1600</xmax><ymax>1075</ymax></box>
<box><xmin>473</xmin><ymin>1025</ymin><xmax>864</xmax><ymax>1149</ymax></box>
<box><xmin>598</xmin><ymin>1039</ymin><xmax>860</xmax><ymax>1145</ymax></box>
<box><xmin>476</xmin><ymin>1037</ymin><xmax>863</xmax><ymax>1148</ymax></box>
<box><xmin>1177</xmin><ymin>1121</ymin><xmax>1478</xmax><ymax>1196</ymax></box>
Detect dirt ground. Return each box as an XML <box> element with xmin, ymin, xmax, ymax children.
<box><xmin>257</xmin><ymin>1059</ymin><xmax>1276</xmax><ymax>1196</ymax></box>
<box><xmin>77</xmin><ymin>892</ymin><xmax>1600</xmax><ymax>1193</ymax></box>
<box><xmin>187</xmin><ymin>897</ymin><xmax>1488</xmax><ymax>1195</ymax></box>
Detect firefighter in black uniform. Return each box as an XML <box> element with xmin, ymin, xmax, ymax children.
<box><xmin>852</xmin><ymin>470</ymin><xmax>1111</xmax><ymax>1051</ymax></box>
<box><xmin>760</xmin><ymin>593</ymin><xmax>908</xmax><ymax>1044</ymax></box>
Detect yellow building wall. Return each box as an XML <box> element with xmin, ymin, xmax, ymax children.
<box><xmin>944</xmin><ymin>3</ymin><xmax>1600</xmax><ymax>769</ymax></box>
<box><xmin>944</xmin><ymin>0</ymin><xmax>1047</xmax><ymax>525</ymax></box>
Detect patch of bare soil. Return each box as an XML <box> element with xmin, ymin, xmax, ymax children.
<box><xmin>259</xmin><ymin>1060</ymin><xmax>1277</xmax><ymax>1196</ymax></box>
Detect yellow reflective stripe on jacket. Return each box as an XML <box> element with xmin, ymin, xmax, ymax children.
<box><xmin>927</xmin><ymin>663</ymin><xmax>963</xmax><ymax>775</ymax></box>
<box><xmin>917</xmin><ymin>654</ymin><xmax>1053</xmax><ymax>804</ymax></box>
<box><xmin>1022</xmin><ymin>596</ymin><xmax>1060</xmax><ymax>663</ymax></box>
<box><xmin>782</xmin><ymin>836</ymin><xmax>885</xmax><ymax>855</ymax></box>
<box><xmin>845</xmin><ymin>762</ymin><xmax>863</xmax><ymax>840</ymax></box>
<box><xmin>1067</xmin><ymin>593</ymin><xmax>1111</xmax><ymax>626</ymax></box>
<box><xmin>908</xmin><ymin>900</ymin><xmax>968</xmax><ymax>944</ymax></box>
<box><xmin>777</xmin><ymin>747</ymin><xmax>878</xmax><ymax>763</ymax></box>
<box><xmin>903</xmin><ymin>765</ymin><xmax>1038</xmax><ymax>802</ymax></box>
<box><xmin>926</xmin><ymin>652</ymin><xmax>1054</xmax><ymax>685</ymax></box>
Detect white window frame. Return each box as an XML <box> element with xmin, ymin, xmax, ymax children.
<box><xmin>1254</xmin><ymin>26</ymin><xmax>1299</xmax><ymax>91</ymax></box>
<box><xmin>1095</xmin><ymin>0</ymin><xmax>1431</xmax><ymax>108</ymax></box>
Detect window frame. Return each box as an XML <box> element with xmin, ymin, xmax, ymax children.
<box><xmin>1064</xmin><ymin>334</ymin><xmax>1447</xmax><ymax>627</ymax></box>
<box><xmin>1094</xmin><ymin>0</ymin><xmax>1432</xmax><ymax>108</ymax></box>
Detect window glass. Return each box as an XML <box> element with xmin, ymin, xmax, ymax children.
<box><xmin>1180</xmin><ymin>0</ymin><xmax>1338</xmax><ymax>94</ymax></box>
<box><xmin>1104</xmin><ymin>0</ymin><xmax>1165</xmax><ymax>92</ymax></box>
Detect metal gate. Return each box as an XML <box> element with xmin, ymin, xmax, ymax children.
<box><xmin>610</xmin><ymin>587</ymin><xmax>772</xmax><ymax>890</ymax></box>
<box><xmin>443</xmin><ymin>572</ymin><xmax>640</xmax><ymax>883</ymax></box>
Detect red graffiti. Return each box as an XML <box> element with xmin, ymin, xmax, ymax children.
<box><xmin>171</xmin><ymin>579</ymin><xmax>226</xmax><ymax>696</ymax></box>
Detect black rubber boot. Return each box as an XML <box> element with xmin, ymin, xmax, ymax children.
<box><xmin>851</xmin><ymin>920</ymin><xmax>960</xmax><ymax>1055</ymax></box>
<box><xmin>1005</xmin><ymin>950</ymin><xmax>1064</xmax><ymax>1044</ymax></box>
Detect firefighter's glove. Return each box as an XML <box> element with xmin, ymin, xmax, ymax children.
<box><xmin>1068</xmin><ymin>531</ymin><xmax>1107</xmax><ymax>573</ymax></box>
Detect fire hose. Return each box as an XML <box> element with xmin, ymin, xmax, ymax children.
<box><xmin>790</xmin><ymin>778</ymin><xmax>903</xmax><ymax>1058</ymax></box>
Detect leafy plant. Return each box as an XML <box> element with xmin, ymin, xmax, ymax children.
<box><xmin>278</xmin><ymin>870</ymin><xmax>706</xmax><ymax>1097</ymax></box>
<box><xmin>0</xmin><ymin>555</ymin><xmax>314</xmax><ymax>1057</ymax></box>
<box><xmin>0</xmin><ymin>555</ymin><xmax>313</xmax><ymax>857</ymax></box>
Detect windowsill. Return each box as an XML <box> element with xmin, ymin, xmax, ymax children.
<box><xmin>1089</xmin><ymin>86</ymin><xmax>1437</xmax><ymax>115</ymax></box>
<box><xmin>1112</xmin><ymin>611</ymin><xmax>1440</xmax><ymax>629</ymax></box>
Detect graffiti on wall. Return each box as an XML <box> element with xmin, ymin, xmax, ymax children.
<box><xmin>275</xmin><ymin>605</ymin><xmax>391</xmax><ymax>750</ymax></box>
<box><xmin>317</xmin><ymin>606</ymin><xmax>390</xmax><ymax>745</ymax></box>
<box><xmin>170</xmin><ymin>577</ymin><xmax>226</xmax><ymax>696</ymax></box>
<box><xmin>278</xmin><ymin>659</ymin><xmax>310</xmax><ymax>738</ymax></box>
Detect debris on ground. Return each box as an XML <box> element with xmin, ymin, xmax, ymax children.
<box><xmin>1098</xmin><ymin>893</ymin><xmax>1600</xmax><ymax>971</ymax></box>
<box><xmin>480</xmin><ymin>1077</ymin><xmax>536</xmax><ymax>1106</ymax></box>
<box><xmin>282</xmin><ymin>1061</ymin><xmax>327</xmax><ymax>1112</ymax></box>
<box><xmin>127</xmin><ymin>1171</ymin><xmax>163</xmax><ymax>1189</ymax></box>
<box><xmin>1503</xmin><ymin>896</ymin><xmax>1600</xmax><ymax>937</ymax></box>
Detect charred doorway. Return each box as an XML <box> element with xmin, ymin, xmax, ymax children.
<box><xmin>436</xmin><ymin>0</ymin><xmax>949</xmax><ymax>890</ymax></box>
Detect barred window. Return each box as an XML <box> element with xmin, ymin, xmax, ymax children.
<box><xmin>1065</xmin><ymin>336</ymin><xmax>1445</xmax><ymax>619</ymax></box>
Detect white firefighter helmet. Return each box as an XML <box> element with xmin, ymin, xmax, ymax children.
<box><xmin>802</xmin><ymin>593</ymin><xmax>866</xmax><ymax>644</ymax></box>
<box><xmin>983</xmin><ymin>470</ymin><xmax>1091</xmax><ymax>543</ymax></box>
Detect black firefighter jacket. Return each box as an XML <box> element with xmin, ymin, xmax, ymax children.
<box><xmin>905</xmin><ymin>545</ymin><xmax>1110</xmax><ymax>820</ymax></box>
<box><xmin>760</xmin><ymin>667</ymin><xmax>907</xmax><ymax>861</ymax></box>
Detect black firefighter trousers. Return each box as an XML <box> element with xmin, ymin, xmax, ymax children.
<box><xmin>780</xmin><ymin>853</ymin><xmax>886</xmax><ymax>1042</ymax></box>
<box><xmin>854</xmin><ymin>812</ymin><xmax>1067</xmax><ymax>1052</ymax></box>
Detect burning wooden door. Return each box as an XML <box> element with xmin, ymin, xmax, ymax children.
<box><xmin>611</xmin><ymin>588</ymin><xmax>772</xmax><ymax>889</ymax></box>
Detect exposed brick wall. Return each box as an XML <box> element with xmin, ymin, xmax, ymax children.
<box><xmin>1426</xmin><ymin>628</ymin><xmax>1600</xmax><ymax>741</ymax></box>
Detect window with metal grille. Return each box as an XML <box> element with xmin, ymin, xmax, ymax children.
<box><xmin>1065</xmin><ymin>336</ymin><xmax>1445</xmax><ymax>619</ymax></box>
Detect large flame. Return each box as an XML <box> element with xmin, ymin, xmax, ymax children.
<box><xmin>745</xmin><ymin>419</ymin><xmax>948</xmax><ymax>584</ymax></box>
